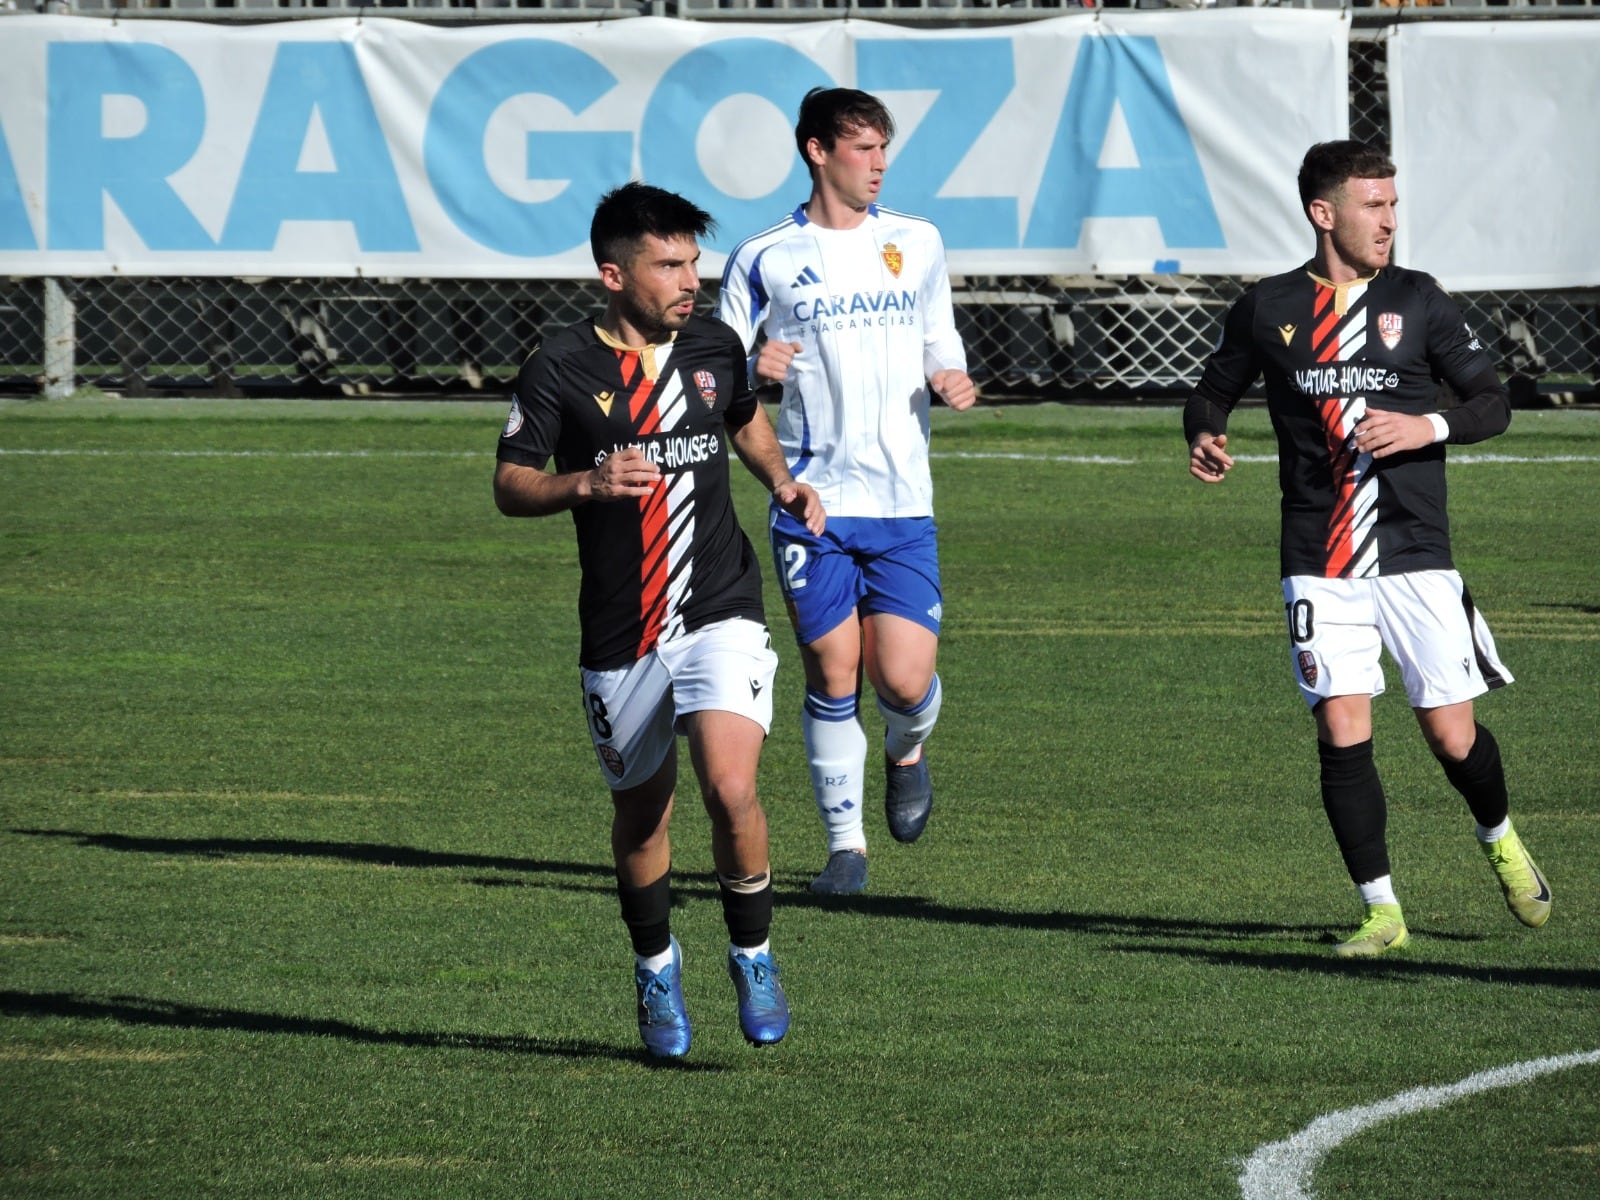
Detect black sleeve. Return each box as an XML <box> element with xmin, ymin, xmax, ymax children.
<box><xmin>497</xmin><ymin>347</ymin><xmax>564</xmax><ymax>470</ymax></box>
<box><xmin>1184</xmin><ymin>290</ymin><xmax>1260</xmax><ymax>444</ymax></box>
<box><xmin>1422</xmin><ymin>278</ymin><xmax>1511</xmax><ymax>445</ymax></box>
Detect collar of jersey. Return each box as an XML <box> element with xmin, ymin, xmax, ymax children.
<box><xmin>793</xmin><ymin>202</ymin><xmax>879</xmax><ymax>227</ymax></box>
<box><xmin>592</xmin><ymin>324</ymin><xmax>676</xmax><ymax>381</ymax></box>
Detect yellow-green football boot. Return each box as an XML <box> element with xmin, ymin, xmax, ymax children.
<box><xmin>1481</xmin><ymin>823</ymin><xmax>1552</xmax><ymax>928</ymax></box>
<box><xmin>1334</xmin><ymin>902</ymin><xmax>1409</xmax><ymax>958</ymax></box>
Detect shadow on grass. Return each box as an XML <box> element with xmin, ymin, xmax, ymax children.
<box><xmin>0</xmin><ymin>990</ymin><xmax>721</xmax><ymax>1070</ymax></box>
<box><xmin>12</xmin><ymin>828</ymin><xmax>610</xmax><ymax>880</ymax></box>
<box><xmin>1116</xmin><ymin>942</ymin><xmax>1600</xmax><ymax>991</ymax></box>
<box><xmin>14</xmin><ymin>826</ymin><xmax>1494</xmax><ymax>950</ymax></box>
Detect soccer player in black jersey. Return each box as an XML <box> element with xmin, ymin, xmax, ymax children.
<box><xmin>1184</xmin><ymin>140</ymin><xmax>1551</xmax><ymax>957</ymax></box>
<box><xmin>495</xmin><ymin>183</ymin><xmax>824</xmax><ymax>1054</ymax></box>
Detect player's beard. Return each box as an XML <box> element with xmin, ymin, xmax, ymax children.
<box><xmin>618</xmin><ymin>285</ymin><xmax>695</xmax><ymax>343</ymax></box>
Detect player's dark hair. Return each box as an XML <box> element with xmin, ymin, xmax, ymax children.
<box><xmin>589</xmin><ymin>182</ymin><xmax>715</xmax><ymax>268</ymax></box>
<box><xmin>1297</xmin><ymin>140</ymin><xmax>1396</xmax><ymax>217</ymax></box>
<box><xmin>794</xmin><ymin>87</ymin><xmax>895</xmax><ymax>171</ymax></box>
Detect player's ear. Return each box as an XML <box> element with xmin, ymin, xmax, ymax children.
<box><xmin>598</xmin><ymin>261</ymin><xmax>626</xmax><ymax>294</ymax></box>
<box><xmin>1307</xmin><ymin>197</ymin><xmax>1336</xmax><ymax>233</ymax></box>
<box><xmin>804</xmin><ymin>136</ymin><xmax>828</xmax><ymax>170</ymax></box>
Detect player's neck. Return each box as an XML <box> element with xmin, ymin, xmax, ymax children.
<box><xmin>803</xmin><ymin>190</ymin><xmax>872</xmax><ymax>231</ymax></box>
<box><xmin>1309</xmin><ymin>249</ymin><xmax>1377</xmax><ymax>288</ymax></box>
<box><xmin>596</xmin><ymin>310</ymin><xmax>674</xmax><ymax>350</ymax></box>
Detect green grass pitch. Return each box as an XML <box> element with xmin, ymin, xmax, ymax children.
<box><xmin>2</xmin><ymin>396</ymin><xmax>1597</xmax><ymax>1199</ymax></box>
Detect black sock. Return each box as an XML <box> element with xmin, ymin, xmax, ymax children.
<box><xmin>718</xmin><ymin>876</ymin><xmax>773</xmax><ymax>952</ymax></box>
<box><xmin>1319</xmin><ymin>738</ymin><xmax>1391</xmax><ymax>885</ymax></box>
<box><xmin>616</xmin><ymin>871</ymin><xmax>672</xmax><ymax>959</ymax></box>
<box><xmin>1435</xmin><ymin>722</ymin><xmax>1509</xmax><ymax>829</ymax></box>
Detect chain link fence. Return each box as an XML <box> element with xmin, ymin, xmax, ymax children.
<box><xmin>2</xmin><ymin>18</ymin><xmax>1595</xmax><ymax>401</ymax></box>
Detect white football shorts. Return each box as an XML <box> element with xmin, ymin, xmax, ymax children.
<box><xmin>578</xmin><ymin>618</ymin><xmax>778</xmax><ymax>791</ymax></box>
<box><xmin>1281</xmin><ymin>570</ymin><xmax>1512</xmax><ymax>710</ymax></box>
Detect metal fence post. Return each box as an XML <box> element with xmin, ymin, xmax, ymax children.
<box><xmin>42</xmin><ymin>277</ymin><xmax>76</xmax><ymax>399</ymax></box>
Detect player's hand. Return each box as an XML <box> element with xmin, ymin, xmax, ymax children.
<box><xmin>774</xmin><ymin>479</ymin><xmax>825</xmax><ymax>535</ymax></box>
<box><xmin>587</xmin><ymin>446</ymin><xmax>660</xmax><ymax>501</ymax></box>
<box><xmin>1354</xmin><ymin>407</ymin><xmax>1434</xmax><ymax>458</ymax></box>
<box><xmin>1189</xmin><ymin>432</ymin><xmax>1233</xmax><ymax>483</ymax></box>
<box><xmin>930</xmin><ymin>369</ymin><xmax>977</xmax><ymax>411</ymax></box>
<box><xmin>754</xmin><ymin>340</ymin><xmax>802</xmax><ymax>385</ymax></box>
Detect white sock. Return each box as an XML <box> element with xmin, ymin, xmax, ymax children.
<box><xmin>731</xmin><ymin>940</ymin><xmax>770</xmax><ymax>959</ymax></box>
<box><xmin>636</xmin><ymin>945</ymin><xmax>674</xmax><ymax>974</ymax></box>
<box><xmin>803</xmin><ymin>689</ymin><xmax>869</xmax><ymax>854</ymax></box>
<box><xmin>1476</xmin><ymin>817</ymin><xmax>1511</xmax><ymax>844</ymax></box>
<box><xmin>879</xmin><ymin>674</ymin><xmax>943</xmax><ymax>765</ymax></box>
<box><xmin>1358</xmin><ymin>876</ymin><xmax>1399</xmax><ymax>907</ymax></box>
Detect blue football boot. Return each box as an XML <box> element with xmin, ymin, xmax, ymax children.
<box><xmin>727</xmin><ymin>948</ymin><xmax>790</xmax><ymax>1046</ymax></box>
<box><xmin>634</xmin><ymin>936</ymin><xmax>691</xmax><ymax>1058</ymax></box>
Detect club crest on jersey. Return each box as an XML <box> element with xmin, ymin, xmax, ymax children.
<box><xmin>1297</xmin><ymin>650</ymin><xmax>1319</xmax><ymax>688</ymax></box>
<box><xmin>693</xmin><ymin>369</ymin><xmax>718</xmax><ymax>408</ymax></box>
<box><xmin>599</xmin><ymin>745</ymin><xmax>625</xmax><ymax>778</ymax></box>
<box><xmin>1378</xmin><ymin>312</ymin><xmax>1404</xmax><ymax>351</ymax></box>
<box><xmin>881</xmin><ymin>243</ymin><xmax>903</xmax><ymax>278</ymax></box>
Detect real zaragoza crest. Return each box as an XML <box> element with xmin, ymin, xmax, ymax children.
<box><xmin>881</xmin><ymin>242</ymin><xmax>903</xmax><ymax>278</ymax></box>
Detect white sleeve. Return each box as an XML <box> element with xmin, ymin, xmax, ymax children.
<box><xmin>714</xmin><ymin>245</ymin><xmax>766</xmax><ymax>355</ymax></box>
<box><xmin>920</xmin><ymin>229</ymin><xmax>966</xmax><ymax>377</ymax></box>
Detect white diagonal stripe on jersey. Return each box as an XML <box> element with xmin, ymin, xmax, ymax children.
<box><xmin>660</xmin><ymin>470</ymin><xmax>696</xmax><ymax>644</ymax></box>
<box><xmin>654</xmin><ymin>348</ymin><xmax>687</xmax><ymax>431</ymax></box>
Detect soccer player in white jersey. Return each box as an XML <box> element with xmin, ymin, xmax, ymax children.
<box><xmin>717</xmin><ymin>88</ymin><xmax>977</xmax><ymax>895</ymax></box>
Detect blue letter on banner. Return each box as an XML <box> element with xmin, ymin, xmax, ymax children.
<box><xmin>1024</xmin><ymin>36</ymin><xmax>1222</xmax><ymax>250</ymax></box>
<box><xmin>640</xmin><ymin>39</ymin><xmax>829</xmax><ymax>253</ymax></box>
<box><xmin>0</xmin><ymin>120</ymin><xmax>36</xmax><ymax>250</ymax></box>
<box><xmin>425</xmin><ymin>40</ymin><xmax>631</xmax><ymax>259</ymax></box>
<box><xmin>46</xmin><ymin>43</ymin><xmax>214</xmax><ymax>251</ymax></box>
<box><xmin>858</xmin><ymin>39</ymin><xmax>1017</xmax><ymax>250</ymax></box>
<box><xmin>221</xmin><ymin>42</ymin><xmax>417</xmax><ymax>252</ymax></box>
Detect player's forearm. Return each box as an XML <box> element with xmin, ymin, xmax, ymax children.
<box><xmin>1183</xmin><ymin>392</ymin><xmax>1233</xmax><ymax>445</ymax></box>
<box><xmin>493</xmin><ymin>460</ymin><xmax>593</xmax><ymax>518</ymax></box>
<box><xmin>728</xmin><ymin>409</ymin><xmax>797</xmax><ymax>495</ymax></box>
<box><xmin>1437</xmin><ymin>367</ymin><xmax>1512</xmax><ymax>445</ymax></box>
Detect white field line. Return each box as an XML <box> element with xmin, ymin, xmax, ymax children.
<box><xmin>1238</xmin><ymin>1048</ymin><xmax>1600</xmax><ymax>1200</ymax></box>
<box><xmin>3</xmin><ymin>449</ymin><xmax>1597</xmax><ymax>465</ymax></box>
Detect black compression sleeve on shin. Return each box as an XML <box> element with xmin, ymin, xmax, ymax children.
<box><xmin>1436</xmin><ymin>722</ymin><xmax>1509</xmax><ymax>829</ymax></box>
<box><xmin>718</xmin><ymin>879</ymin><xmax>774</xmax><ymax>951</ymax></box>
<box><xmin>1319</xmin><ymin>738</ymin><xmax>1391</xmax><ymax>885</ymax></box>
<box><xmin>616</xmin><ymin>871</ymin><xmax>672</xmax><ymax>959</ymax></box>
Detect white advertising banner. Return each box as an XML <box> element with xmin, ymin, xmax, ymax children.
<box><xmin>0</xmin><ymin>12</ymin><xmax>1347</xmax><ymax>279</ymax></box>
<box><xmin>1390</xmin><ymin>22</ymin><xmax>1600</xmax><ymax>290</ymax></box>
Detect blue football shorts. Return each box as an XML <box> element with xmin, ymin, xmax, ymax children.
<box><xmin>769</xmin><ymin>510</ymin><xmax>943</xmax><ymax>646</ymax></box>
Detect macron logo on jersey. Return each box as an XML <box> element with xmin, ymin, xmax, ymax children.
<box><xmin>791</xmin><ymin>265</ymin><xmax>821</xmax><ymax>289</ymax></box>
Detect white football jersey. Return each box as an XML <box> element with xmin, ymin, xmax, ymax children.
<box><xmin>716</xmin><ymin>204</ymin><xmax>967</xmax><ymax>519</ymax></box>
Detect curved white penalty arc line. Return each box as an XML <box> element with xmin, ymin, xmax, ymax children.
<box><xmin>1238</xmin><ymin>1048</ymin><xmax>1600</xmax><ymax>1200</ymax></box>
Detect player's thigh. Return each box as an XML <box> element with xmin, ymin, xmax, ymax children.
<box><xmin>681</xmin><ymin>708</ymin><xmax>768</xmax><ymax>814</ymax></box>
<box><xmin>1373</xmin><ymin>570</ymin><xmax>1512</xmax><ymax>708</ymax></box>
<box><xmin>770</xmin><ymin>509</ymin><xmax>864</xmax><ymax>647</ymax></box>
<box><xmin>579</xmin><ymin>654</ymin><xmax>677</xmax><ymax>792</ymax></box>
<box><xmin>1282</xmin><ymin>576</ymin><xmax>1385</xmax><ymax>708</ymax></box>
<box><xmin>861</xmin><ymin>612</ymin><xmax>939</xmax><ymax>705</ymax></box>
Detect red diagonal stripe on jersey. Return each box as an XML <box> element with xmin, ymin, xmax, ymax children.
<box><xmin>636</xmin><ymin>480</ymin><xmax>668</xmax><ymax>657</ymax></box>
<box><xmin>1320</xmin><ymin>395</ymin><xmax>1359</xmax><ymax>578</ymax></box>
<box><xmin>1312</xmin><ymin>283</ymin><xmax>1342</xmax><ymax>362</ymax></box>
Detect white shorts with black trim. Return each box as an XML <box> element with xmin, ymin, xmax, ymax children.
<box><xmin>1281</xmin><ymin>570</ymin><xmax>1512</xmax><ymax>710</ymax></box>
<box><xmin>579</xmin><ymin>618</ymin><xmax>778</xmax><ymax>792</ymax></box>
